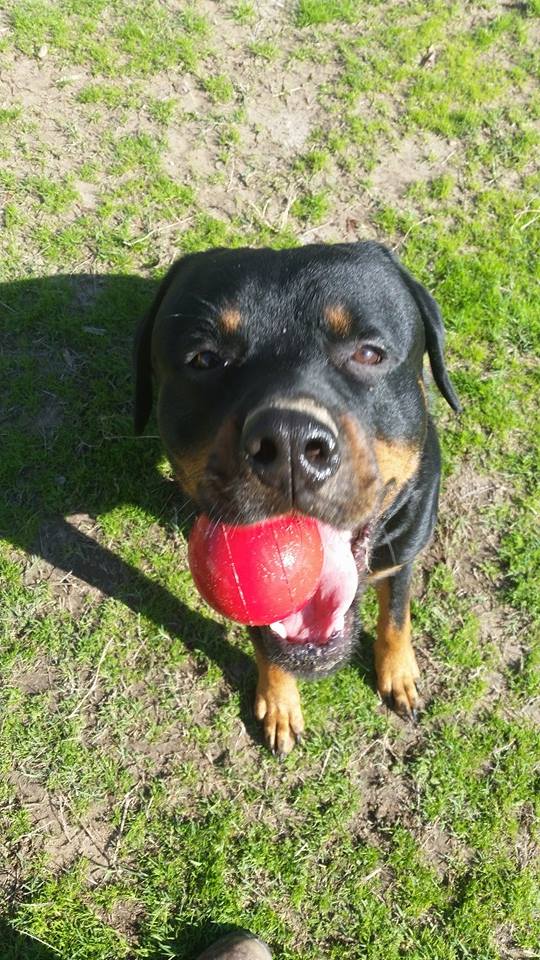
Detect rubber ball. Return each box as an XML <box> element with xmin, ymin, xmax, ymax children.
<box><xmin>188</xmin><ymin>513</ymin><xmax>323</xmax><ymax>626</ymax></box>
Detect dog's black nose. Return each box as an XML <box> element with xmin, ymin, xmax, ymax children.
<box><xmin>242</xmin><ymin>406</ymin><xmax>341</xmax><ymax>491</ymax></box>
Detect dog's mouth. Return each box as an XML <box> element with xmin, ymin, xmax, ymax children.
<box><xmin>255</xmin><ymin>519</ymin><xmax>372</xmax><ymax>677</ymax></box>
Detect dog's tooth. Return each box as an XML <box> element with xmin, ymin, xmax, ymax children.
<box><xmin>270</xmin><ymin>622</ymin><xmax>288</xmax><ymax>640</ymax></box>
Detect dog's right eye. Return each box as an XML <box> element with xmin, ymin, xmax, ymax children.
<box><xmin>187</xmin><ymin>350</ymin><xmax>229</xmax><ymax>370</ymax></box>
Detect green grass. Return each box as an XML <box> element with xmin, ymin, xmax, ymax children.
<box><xmin>296</xmin><ymin>0</ymin><xmax>359</xmax><ymax>27</ymax></box>
<box><xmin>0</xmin><ymin>0</ymin><xmax>539</xmax><ymax>958</ymax></box>
<box><xmin>203</xmin><ymin>75</ymin><xmax>235</xmax><ymax>104</ymax></box>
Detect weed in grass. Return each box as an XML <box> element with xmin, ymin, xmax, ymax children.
<box><xmin>296</xmin><ymin>0</ymin><xmax>359</xmax><ymax>27</ymax></box>
<box><xmin>294</xmin><ymin>149</ymin><xmax>331</xmax><ymax>175</ymax></box>
<box><xmin>147</xmin><ymin>97</ymin><xmax>177</xmax><ymax>125</ymax></box>
<box><xmin>109</xmin><ymin>132</ymin><xmax>164</xmax><ymax>175</ymax></box>
<box><xmin>218</xmin><ymin>123</ymin><xmax>242</xmax><ymax>150</ymax></box>
<box><xmin>77</xmin><ymin>83</ymin><xmax>129</xmax><ymax>109</ymax></box>
<box><xmin>291</xmin><ymin>190</ymin><xmax>331</xmax><ymax>224</ymax></box>
<box><xmin>232</xmin><ymin>1</ymin><xmax>256</xmax><ymax>25</ymax></box>
<box><xmin>27</xmin><ymin>175</ymin><xmax>79</xmax><ymax>215</ymax></box>
<box><xmin>204</xmin><ymin>75</ymin><xmax>235</xmax><ymax>104</ymax></box>
<box><xmin>0</xmin><ymin>106</ymin><xmax>22</xmax><ymax>124</ymax></box>
<box><xmin>249</xmin><ymin>40</ymin><xmax>279</xmax><ymax>61</ymax></box>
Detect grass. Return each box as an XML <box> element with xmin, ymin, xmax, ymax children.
<box><xmin>296</xmin><ymin>0</ymin><xmax>360</xmax><ymax>27</ymax></box>
<box><xmin>0</xmin><ymin>0</ymin><xmax>539</xmax><ymax>958</ymax></box>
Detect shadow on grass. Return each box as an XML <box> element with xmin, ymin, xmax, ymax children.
<box><xmin>0</xmin><ymin>916</ymin><xmax>264</xmax><ymax>960</ymax></box>
<box><xmin>0</xmin><ymin>918</ymin><xmax>57</xmax><ymax>960</ymax></box>
<box><xmin>1</xmin><ymin>271</ymin><xmax>380</xmax><ymax>748</ymax></box>
<box><xmin>0</xmin><ymin>272</ymin><xmax>255</xmax><ymax>719</ymax></box>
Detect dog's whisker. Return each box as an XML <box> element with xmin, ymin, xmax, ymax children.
<box><xmin>178</xmin><ymin>508</ymin><xmax>197</xmax><ymax>526</ymax></box>
<box><xmin>191</xmin><ymin>294</ymin><xmax>220</xmax><ymax>316</ymax></box>
<box><xmin>376</xmin><ymin>517</ymin><xmax>397</xmax><ymax>566</ymax></box>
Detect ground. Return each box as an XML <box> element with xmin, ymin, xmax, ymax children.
<box><xmin>0</xmin><ymin>1</ymin><xmax>539</xmax><ymax>958</ymax></box>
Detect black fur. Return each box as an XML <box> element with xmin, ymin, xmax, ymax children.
<box><xmin>134</xmin><ymin>241</ymin><xmax>459</xmax><ymax>678</ymax></box>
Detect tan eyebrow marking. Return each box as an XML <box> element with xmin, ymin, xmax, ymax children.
<box><xmin>218</xmin><ymin>306</ymin><xmax>241</xmax><ymax>333</ymax></box>
<box><xmin>325</xmin><ymin>304</ymin><xmax>353</xmax><ymax>337</ymax></box>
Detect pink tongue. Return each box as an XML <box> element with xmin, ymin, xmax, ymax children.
<box><xmin>271</xmin><ymin>522</ymin><xmax>358</xmax><ymax>644</ymax></box>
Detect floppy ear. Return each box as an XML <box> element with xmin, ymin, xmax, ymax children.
<box><xmin>381</xmin><ymin>248</ymin><xmax>461</xmax><ymax>413</ymax></box>
<box><xmin>401</xmin><ymin>268</ymin><xmax>461</xmax><ymax>413</ymax></box>
<box><xmin>134</xmin><ymin>258</ymin><xmax>192</xmax><ymax>435</ymax></box>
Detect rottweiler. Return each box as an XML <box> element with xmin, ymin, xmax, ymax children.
<box><xmin>134</xmin><ymin>242</ymin><xmax>460</xmax><ymax>755</ymax></box>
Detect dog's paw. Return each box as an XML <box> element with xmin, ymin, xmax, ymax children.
<box><xmin>254</xmin><ymin>677</ymin><xmax>304</xmax><ymax>757</ymax></box>
<box><xmin>375</xmin><ymin>643</ymin><xmax>420</xmax><ymax>719</ymax></box>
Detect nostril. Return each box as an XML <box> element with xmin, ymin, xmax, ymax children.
<box><xmin>304</xmin><ymin>437</ymin><xmax>331</xmax><ymax>465</ymax></box>
<box><xmin>247</xmin><ymin>436</ymin><xmax>278</xmax><ymax>465</ymax></box>
<box><xmin>304</xmin><ymin>437</ymin><xmax>334</xmax><ymax>466</ymax></box>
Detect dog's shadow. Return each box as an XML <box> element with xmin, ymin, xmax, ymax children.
<box><xmin>0</xmin><ymin>917</ymin><xmax>58</xmax><ymax>960</ymax></box>
<box><xmin>1</xmin><ymin>272</ymin><xmax>255</xmax><ymax>718</ymax></box>
<box><xmin>1</xmin><ymin>272</ymin><xmax>377</xmax><ymax>743</ymax></box>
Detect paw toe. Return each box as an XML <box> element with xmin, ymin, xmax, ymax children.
<box><xmin>255</xmin><ymin>689</ymin><xmax>304</xmax><ymax>756</ymax></box>
<box><xmin>377</xmin><ymin>654</ymin><xmax>419</xmax><ymax>718</ymax></box>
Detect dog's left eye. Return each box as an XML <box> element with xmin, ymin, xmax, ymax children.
<box><xmin>188</xmin><ymin>351</ymin><xmax>229</xmax><ymax>370</ymax></box>
<box><xmin>352</xmin><ymin>344</ymin><xmax>384</xmax><ymax>365</ymax></box>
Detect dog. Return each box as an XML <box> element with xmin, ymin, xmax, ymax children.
<box><xmin>134</xmin><ymin>241</ymin><xmax>460</xmax><ymax>755</ymax></box>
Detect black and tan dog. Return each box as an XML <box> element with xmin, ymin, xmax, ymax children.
<box><xmin>135</xmin><ymin>242</ymin><xmax>460</xmax><ymax>755</ymax></box>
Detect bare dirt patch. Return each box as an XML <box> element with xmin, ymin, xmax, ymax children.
<box><xmin>418</xmin><ymin>819</ymin><xmax>475</xmax><ymax>879</ymax></box>
<box><xmin>94</xmin><ymin>899</ymin><xmax>146</xmax><ymax>943</ymax></box>
<box><xmin>10</xmin><ymin>657</ymin><xmax>60</xmax><ymax>695</ymax></box>
<box><xmin>8</xmin><ymin>773</ymin><xmax>115</xmax><ymax>884</ymax></box>
<box><xmin>433</xmin><ymin>462</ymin><xmax>533</xmax><ymax>686</ymax></box>
<box><xmin>369</xmin><ymin>132</ymin><xmax>459</xmax><ymax>204</ymax></box>
<box><xmin>436</xmin><ymin>462</ymin><xmax>510</xmax><ymax>575</ymax></box>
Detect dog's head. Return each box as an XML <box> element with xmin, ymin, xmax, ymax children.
<box><xmin>135</xmin><ymin>242</ymin><xmax>459</xmax><ymax>676</ymax></box>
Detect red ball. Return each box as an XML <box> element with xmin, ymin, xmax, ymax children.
<box><xmin>188</xmin><ymin>514</ymin><xmax>323</xmax><ymax>626</ymax></box>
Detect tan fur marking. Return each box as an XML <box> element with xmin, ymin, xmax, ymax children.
<box><xmin>367</xmin><ymin>563</ymin><xmax>404</xmax><ymax>584</ymax></box>
<box><xmin>172</xmin><ymin>445</ymin><xmax>211</xmax><ymax>499</ymax></box>
<box><xmin>325</xmin><ymin>304</ymin><xmax>353</xmax><ymax>337</ymax></box>
<box><xmin>254</xmin><ymin>649</ymin><xmax>304</xmax><ymax>755</ymax></box>
<box><xmin>245</xmin><ymin>398</ymin><xmax>338</xmax><ymax>435</ymax></box>
<box><xmin>172</xmin><ymin>416</ymin><xmax>241</xmax><ymax>501</ymax></box>
<box><xmin>340</xmin><ymin>414</ymin><xmax>379</xmax><ymax>514</ymax></box>
<box><xmin>375</xmin><ymin>578</ymin><xmax>411</xmax><ymax>649</ymax></box>
<box><xmin>373</xmin><ymin>438</ymin><xmax>420</xmax><ymax>510</ymax></box>
<box><xmin>374</xmin><ymin>579</ymin><xmax>419</xmax><ymax>713</ymax></box>
<box><xmin>219</xmin><ymin>306</ymin><xmax>241</xmax><ymax>333</ymax></box>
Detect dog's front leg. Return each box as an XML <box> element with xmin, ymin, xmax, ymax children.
<box><xmin>374</xmin><ymin>562</ymin><xmax>419</xmax><ymax>718</ymax></box>
<box><xmin>252</xmin><ymin>642</ymin><xmax>304</xmax><ymax>756</ymax></box>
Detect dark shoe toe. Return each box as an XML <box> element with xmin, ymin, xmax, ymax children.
<box><xmin>195</xmin><ymin>932</ymin><xmax>272</xmax><ymax>960</ymax></box>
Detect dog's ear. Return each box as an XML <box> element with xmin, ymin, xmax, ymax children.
<box><xmin>134</xmin><ymin>258</ymin><xmax>192</xmax><ymax>435</ymax></box>
<box><xmin>379</xmin><ymin>247</ymin><xmax>461</xmax><ymax>413</ymax></box>
<box><xmin>400</xmin><ymin>266</ymin><xmax>461</xmax><ymax>413</ymax></box>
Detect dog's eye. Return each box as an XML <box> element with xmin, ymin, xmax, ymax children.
<box><xmin>188</xmin><ymin>351</ymin><xmax>229</xmax><ymax>370</ymax></box>
<box><xmin>352</xmin><ymin>344</ymin><xmax>384</xmax><ymax>365</ymax></box>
